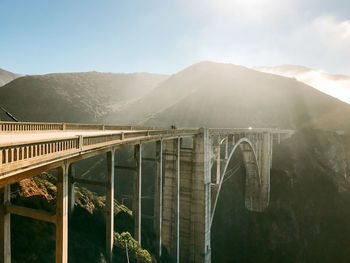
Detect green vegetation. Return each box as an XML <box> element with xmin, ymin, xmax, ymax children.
<box><xmin>10</xmin><ymin>173</ymin><xmax>155</xmax><ymax>263</ymax></box>
<box><xmin>113</xmin><ymin>232</ymin><xmax>152</xmax><ymax>263</ymax></box>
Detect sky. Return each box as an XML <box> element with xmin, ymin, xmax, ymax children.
<box><xmin>1</xmin><ymin>0</ymin><xmax>350</xmax><ymax>75</ymax></box>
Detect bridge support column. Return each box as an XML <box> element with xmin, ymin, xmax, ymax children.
<box><xmin>260</xmin><ymin>132</ymin><xmax>272</xmax><ymax>209</ymax></box>
<box><xmin>106</xmin><ymin>151</ymin><xmax>115</xmax><ymax>262</ymax></box>
<box><xmin>179</xmin><ymin>141</ymin><xmax>194</xmax><ymax>262</ymax></box>
<box><xmin>162</xmin><ymin>139</ymin><xmax>179</xmax><ymax>259</ymax></box>
<box><xmin>154</xmin><ymin>140</ymin><xmax>163</xmax><ymax>258</ymax></box>
<box><xmin>68</xmin><ymin>165</ymin><xmax>75</xmax><ymax>217</ymax></box>
<box><xmin>56</xmin><ymin>165</ymin><xmax>68</xmax><ymax>263</ymax></box>
<box><xmin>215</xmin><ymin>137</ymin><xmax>221</xmax><ymax>185</ymax></box>
<box><xmin>189</xmin><ymin>129</ymin><xmax>211</xmax><ymax>263</ymax></box>
<box><xmin>0</xmin><ymin>185</ymin><xmax>11</xmax><ymax>263</ymax></box>
<box><xmin>133</xmin><ymin>144</ymin><xmax>142</xmax><ymax>245</ymax></box>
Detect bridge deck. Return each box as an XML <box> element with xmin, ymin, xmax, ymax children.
<box><xmin>0</xmin><ymin>130</ymin><xmax>134</xmax><ymax>146</ymax></box>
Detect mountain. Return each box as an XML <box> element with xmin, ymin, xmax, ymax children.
<box><xmin>0</xmin><ymin>71</ymin><xmax>168</xmax><ymax>122</ymax></box>
<box><xmin>0</xmin><ymin>68</ymin><xmax>20</xmax><ymax>86</ymax></box>
<box><xmin>109</xmin><ymin>61</ymin><xmax>350</xmax><ymax>131</ymax></box>
<box><xmin>255</xmin><ymin>65</ymin><xmax>350</xmax><ymax>104</ymax></box>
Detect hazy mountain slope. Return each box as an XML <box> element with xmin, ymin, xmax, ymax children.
<box><xmin>0</xmin><ymin>72</ymin><xmax>168</xmax><ymax>122</ymax></box>
<box><xmin>110</xmin><ymin>62</ymin><xmax>350</xmax><ymax>130</ymax></box>
<box><xmin>0</xmin><ymin>68</ymin><xmax>20</xmax><ymax>86</ymax></box>
<box><xmin>255</xmin><ymin>65</ymin><xmax>350</xmax><ymax>104</ymax></box>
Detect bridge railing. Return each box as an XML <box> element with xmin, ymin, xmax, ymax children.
<box><xmin>209</xmin><ymin>128</ymin><xmax>295</xmax><ymax>135</ymax></box>
<box><xmin>0</xmin><ymin>128</ymin><xmax>199</xmax><ymax>175</ymax></box>
<box><xmin>0</xmin><ymin>121</ymin><xmax>172</xmax><ymax>133</ymax></box>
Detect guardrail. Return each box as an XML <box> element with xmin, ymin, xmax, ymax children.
<box><xmin>209</xmin><ymin>128</ymin><xmax>295</xmax><ymax>135</ymax></box>
<box><xmin>0</xmin><ymin>128</ymin><xmax>199</xmax><ymax>175</ymax></box>
<box><xmin>0</xmin><ymin>121</ymin><xmax>172</xmax><ymax>133</ymax></box>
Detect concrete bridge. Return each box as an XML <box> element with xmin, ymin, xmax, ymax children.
<box><xmin>0</xmin><ymin>121</ymin><xmax>293</xmax><ymax>263</ymax></box>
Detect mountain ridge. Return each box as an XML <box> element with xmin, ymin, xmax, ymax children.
<box><xmin>0</xmin><ymin>68</ymin><xmax>20</xmax><ymax>86</ymax></box>
<box><xmin>107</xmin><ymin>61</ymin><xmax>350</xmax><ymax>131</ymax></box>
<box><xmin>0</xmin><ymin>71</ymin><xmax>168</xmax><ymax>122</ymax></box>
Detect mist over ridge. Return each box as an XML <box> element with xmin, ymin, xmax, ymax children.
<box><xmin>256</xmin><ymin>64</ymin><xmax>350</xmax><ymax>104</ymax></box>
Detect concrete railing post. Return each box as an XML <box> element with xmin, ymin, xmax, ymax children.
<box><xmin>78</xmin><ymin>136</ymin><xmax>83</xmax><ymax>151</ymax></box>
<box><xmin>0</xmin><ymin>185</ymin><xmax>11</xmax><ymax>263</ymax></box>
<box><xmin>106</xmin><ymin>151</ymin><xmax>115</xmax><ymax>262</ymax></box>
<box><xmin>56</xmin><ymin>164</ymin><xmax>69</xmax><ymax>263</ymax></box>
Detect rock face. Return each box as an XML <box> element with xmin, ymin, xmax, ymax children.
<box><xmin>256</xmin><ymin>65</ymin><xmax>350</xmax><ymax>104</ymax></box>
<box><xmin>0</xmin><ymin>68</ymin><xmax>19</xmax><ymax>87</ymax></box>
<box><xmin>0</xmin><ymin>71</ymin><xmax>167</xmax><ymax>122</ymax></box>
<box><xmin>110</xmin><ymin>62</ymin><xmax>350</xmax><ymax>130</ymax></box>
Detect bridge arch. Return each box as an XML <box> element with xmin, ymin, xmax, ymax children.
<box><xmin>210</xmin><ymin>137</ymin><xmax>265</xmax><ymax>228</ymax></box>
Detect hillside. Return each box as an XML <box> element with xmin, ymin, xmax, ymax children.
<box><xmin>212</xmin><ymin>129</ymin><xmax>350</xmax><ymax>263</ymax></box>
<box><xmin>0</xmin><ymin>71</ymin><xmax>168</xmax><ymax>122</ymax></box>
<box><xmin>108</xmin><ymin>62</ymin><xmax>350</xmax><ymax>130</ymax></box>
<box><xmin>256</xmin><ymin>65</ymin><xmax>350</xmax><ymax>104</ymax></box>
<box><xmin>0</xmin><ymin>68</ymin><xmax>20</xmax><ymax>86</ymax></box>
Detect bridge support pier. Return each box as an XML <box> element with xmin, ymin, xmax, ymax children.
<box><xmin>162</xmin><ymin>139</ymin><xmax>179</xmax><ymax>258</ymax></box>
<box><xmin>161</xmin><ymin>132</ymin><xmax>211</xmax><ymax>263</ymax></box>
<box><xmin>260</xmin><ymin>132</ymin><xmax>272</xmax><ymax>209</ymax></box>
<box><xmin>105</xmin><ymin>151</ymin><xmax>115</xmax><ymax>262</ymax></box>
<box><xmin>68</xmin><ymin>165</ymin><xmax>75</xmax><ymax>217</ymax></box>
<box><xmin>133</xmin><ymin>144</ymin><xmax>142</xmax><ymax>244</ymax></box>
<box><xmin>154</xmin><ymin>140</ymin><xmax>163</xmax><ymax>258</ymax></box>
<box><xmin>189</xmin><ymin>131</ymin><xmax>211</xmax><ymax>263</ymax></box>
<box><xmin>0</xmin><ymin>185</ymin><xmax>11</xmax><ymax>263</ymax></box>
<box><xmin>215</xmin><ymin>138</ymin><xmax>221</xmax><ymax>185</ymax></box>
<box><xmin>56</xmin><ymin>165</ymin><xmax>68</xmax><ymax>263</ymax></box>
<box><xmin>178</xmin><ymin>141</ymin><xmax>194</xmax><ymax>262</ymax></box>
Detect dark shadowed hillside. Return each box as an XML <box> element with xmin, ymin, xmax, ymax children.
<box><xmin>0</xmin><ymin>71</ymin><xmax>168</xmax><ymax>122</ymax></box>
<box><xmin>212</xmin><ymin>129</ymin><xmax>350</xmax><ymax>263</ymax></box>
<box><xmin>0</xmin><ymin>68</ymin><xmax>20</xmax><ymax>86</ymax></box>
<box><xmin>109</xmin><ymin>62</ymin><xmax>350</xmax><ymax>130</ymax></box>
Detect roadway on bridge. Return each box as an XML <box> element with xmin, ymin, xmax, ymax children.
<box><xmin>0</xmin><ymin>130</ymin><xmax>138</xmax><ymax>147</ymax></box>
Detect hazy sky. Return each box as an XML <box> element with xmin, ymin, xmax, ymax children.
<box><xmin>1</xmin><ymin>0</ymin><xmax>350</xmax><ymax>75</ymax></box>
